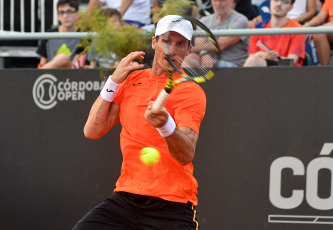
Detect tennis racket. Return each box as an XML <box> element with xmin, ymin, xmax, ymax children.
<box><xmin>152</xmin><ymin>16</ymin><xmax>220</xmax><ymax>111</ymax></box>
<box><xmin>256</xmin><ymin>40</ymin><xmax>281</xmax><ymax>60</ymax></box>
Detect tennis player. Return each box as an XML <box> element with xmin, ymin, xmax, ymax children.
<box><xmin>73</xmin><ymin>15</ymin><xmax>206</xmax><ymax>230</ymax></box>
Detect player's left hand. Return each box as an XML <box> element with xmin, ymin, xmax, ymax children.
<box><xmin>111</xmin><ymin>51</ymin><xmax>145</xmax><ymax>83</ymax></box>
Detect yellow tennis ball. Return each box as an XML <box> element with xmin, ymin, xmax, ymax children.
<box><xmin>140</xmin><ymin>147</ymin><xmax>160</xmax><ymax>165</ymax></box>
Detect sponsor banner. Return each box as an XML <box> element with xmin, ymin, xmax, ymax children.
<box><xmin>269</xmin><ymin>143</ymin><xmax>333</xmax><ymax>224</ymax></box>
<box><xmin>1</xmin><ymin>68</ymin><xmax>332</xmax><ymax>230</ymax></box>
<box><xmin>32</xmin><ymin>73</ymin><xmax>104</xmax><ymax>110</ymax></box>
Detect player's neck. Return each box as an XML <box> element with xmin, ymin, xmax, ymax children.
<box><xmin>270</xmin><ymin>16</ymin><xmax>288</xmax><ymax>28</ymax></box>
<box><xmin>152</xmin><ymin>65</ymin><xmax>168</xmax><ymax>76</ymax></box>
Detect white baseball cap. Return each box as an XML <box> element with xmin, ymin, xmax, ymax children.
<box><xmin>155</xmin><ymin>15</ymin><xmax>193</xmax><ymax>41</ymax></box>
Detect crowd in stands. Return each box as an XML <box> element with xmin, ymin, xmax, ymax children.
<box><xmin>36</xmin><ymin>0</ymin><xmax>333</xmax><ymax>69</ymax></box>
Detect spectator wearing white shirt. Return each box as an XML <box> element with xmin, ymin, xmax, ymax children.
<box><xmin>88</xmin><ymin>0</ymin><xmax>151</xmax><ymax>27</ymax></box>
<box><xmin>287</xmin><ymin>0</ymin><xmax>316</xmax><ymax>24</ymax></box>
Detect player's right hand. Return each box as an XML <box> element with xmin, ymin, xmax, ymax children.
<box><xmin>145</xmin><ymin>101</ymin><xmax>169</xmax><ymax>128</ymax></box>
<box><xmin>111</xmin><ymin>51</ymin><xmax>145</xmax><ymax>84</ymax></box>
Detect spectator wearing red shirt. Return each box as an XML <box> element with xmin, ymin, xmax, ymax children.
<box><xmin>244</xmin><ymin>0</ymin><xmax>305</xmax><ymax>67</ymax></box>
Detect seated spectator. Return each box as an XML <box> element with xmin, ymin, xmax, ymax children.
<box><xmin>244</xmin><ymin>0</ymin><xmax>305</xmax><ymax>67</ymax></box>
<box><xmin>187</xmin><ymin>0</ymin><xmax>249</xmax><ymax>67</ymax></box>
<box><xmin>36</xmin><ymin>0</ymin><xmax>82</xmax><ymax>69</ymax></box>
<box><xmin>88</xmin><ymin>0</ymin><xmax>151</xmax><ymax>28</ymax></box>
<box><xmin>304</xmin><ymin>0</ymin><xmax>333</xmax><ymax>65</ymax></box>
<box><xmin>287</xmin><ymin>0</ymin><xmax>316</xmax><ymax>24</ymax></box>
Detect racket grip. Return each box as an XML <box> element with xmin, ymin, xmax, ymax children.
<box><xmin>153</xmin><ymin>89</ymin><xmax>169</xmax><ymax>111</ymax></box>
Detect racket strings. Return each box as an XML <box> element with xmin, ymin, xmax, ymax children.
<box><xmin>165</xmin><ymin>17</ymin><xmax>220</xmax><ymax>80</ymax></box>
<box><xmin>172</xmin><ymin>47</ymin><xmax>216</xmax><ymax>77</ymax></box>
<box><xmin>174</xmin><ymin>55</ymin><xmax>206</xmax><ymax>77</ymax></box>
<box><xmin>182</xmin><ymin>47</ymin><xmax>218</xmax><ymax>78</ymax></box>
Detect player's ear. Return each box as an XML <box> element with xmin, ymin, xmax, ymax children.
<box><xmin>152</xmin><ymin>37</ymin><xmax>157</xmax><ymax>50</ymax></box>
<box><xmin>187</xmin><ymin>44</ymin><xmax>193</xmax><ymax>55</ymax></box>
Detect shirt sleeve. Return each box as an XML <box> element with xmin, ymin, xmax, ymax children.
<box><xmin>229</xmin><ymin>15</ymin><xmax>249</xmax><ymax>30</ymax></box>
<box><xmin>171</xmin><ymin>83</ymin><xmax>206</xmax><ymax>133</ymax></box>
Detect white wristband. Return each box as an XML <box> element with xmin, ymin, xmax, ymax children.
<box><xmin>100</xmin><ymin>75</ymin><xmax>120</xmax><ymax>102</ymax></box>
<box><xmin>156</xmin><ymin>112</ymin><xmax>176</xmax><ymax>137</ymax></box>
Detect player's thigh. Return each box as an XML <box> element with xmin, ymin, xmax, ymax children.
<box><xmin>72</xmin><ymin>193</ymin><xmax>139</xmax><ymax>230</ymax></box>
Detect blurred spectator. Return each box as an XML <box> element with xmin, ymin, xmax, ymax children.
<box><xmin>152</xmin><ymin>0</ymin><xmax>162</xmax><ymax>23</ymax></box>
<box><xmin>152</xmin><ymin>0</ymin><xmax>201</xmax><ymax>24</ymax></box>
<box><xmin>233</xmin><ymin>0</ymin><xmax>262</xmax><ymax>28</ymax></box>
<box><xmin>88</xmin><ymin>0</ymin><xmax>151</xmax><ymax>28</ymax></box>
<box><xmin>244</xmin><ymin>0</ymin><xmax>305</xmax><ymax>67</ymax></box>
<box><xmin>247</xmin><ymin>0</ymin><xmax>269</xmax><ymax>28</ymax></box>
<box><xmin>196</xmin><ymin>0</ymin><xmax>249</xmax><ymax>67</ymax></box>
<box><xmin>36</xmin><ymin>0</ymin><xmax>82</xmax><ymax>69</ymax></box>
<box><xmin>304</xmin><ymin>0</ymin><xmax>333</xmax><ymax>65</ymax></box>
<box><xmin>234</xmin><ymin>0</ymin><xmax>258</xmax><ymax>20</ymax></box>
<box><xmin>287</xmin><ymin>0</ymin><xmax>316</xmax><ymax>24</ymax></box>
<box><xmin>87</xmin><ymin>9</ymin><xmax>123</xmax><ymax>68</ymax></box>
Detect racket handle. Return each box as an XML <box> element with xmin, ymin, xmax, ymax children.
<box><xmin>153</xmin><ymin>89</ymin><xmax>169</xmax><ymax>111</ymax></box>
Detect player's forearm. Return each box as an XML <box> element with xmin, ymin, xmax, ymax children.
<box><xmin>84</xmin><ymin>96</ymin><xmax>119</xmax><ymax>139</ymax></box>
<box><xmin>164</xmin><ymin>127</ymin><xmax>198</xmax><ymax>166</ymax></box>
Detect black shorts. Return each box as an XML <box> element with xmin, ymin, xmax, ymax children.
<box><xmin>73</xmin><ymin>192</ymin><xmax>199</xmax><ymax>230</ymax></box>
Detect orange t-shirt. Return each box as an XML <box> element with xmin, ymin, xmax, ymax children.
<box><xmin>113</xmin><ymin>68</ymin><xmax>206</xmax><ymax>205</ymax></box>
<box><xmin>249</xmin><ymin>19</ymin><xmax>305</xmax><ymax>66</ymax></box>
<box><xmin>322</xmin><ymin>0</ymin><xmax>333</xmax><ymax>22</ymax></box>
